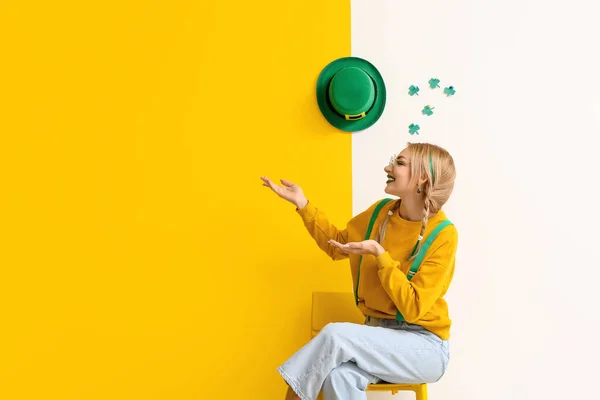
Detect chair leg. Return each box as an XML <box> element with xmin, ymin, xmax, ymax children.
<box><xmin>414</xmin><ymin>384</ymin><xmax>428</xmax><ymax>400</ymax></box>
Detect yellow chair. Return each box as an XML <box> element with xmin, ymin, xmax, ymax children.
<box><xmin>311</xmin><ymin>292</ymin><xmax>428</xmax><ymax>399</ymax></box>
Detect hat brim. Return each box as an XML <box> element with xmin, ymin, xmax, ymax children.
<box><xmin>316</xmin><ymin>57</ymin><xmax>386</xmax><ymax>133</ymax></box>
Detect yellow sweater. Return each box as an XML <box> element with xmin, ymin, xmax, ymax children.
<box><xmin>297</xmin><ymin>199</ymin><xmax>458</xmax><ymax>340</ymax></box>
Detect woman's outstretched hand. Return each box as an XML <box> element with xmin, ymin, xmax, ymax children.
<box><xmin>261</xmin><ymin>176</ymin><xmax>308</xmax><ymax>209</ymax></box>
<box><xmin>328</xmin><ymin>239</ymin><xmax>385</xmax><ymax>257</ymax></box>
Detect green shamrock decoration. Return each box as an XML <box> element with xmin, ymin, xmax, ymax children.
<box><xmin>408</xmin><ymin>124</ymin><xmax>420</xmax><ymax>135</ymax></box>
<box><xmin>422</xmin><ymin>105</ymin><xmax>434</xmax><ymax>116</ymax></box>
<box><xmin>428</xmin><ymin>78</ymin><xmax>440</xmax><ymax>89</ymax></box>
<box><xmin>408</xmin><ymin>85</ymin><xmax>420</xmax><ymax>96</ymax></box>
<box><xmin>443</xmin><ymin>86</ymin><xmax>456</xmax><ymax>96</ymax></box>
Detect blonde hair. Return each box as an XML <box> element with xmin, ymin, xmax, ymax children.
<box><xmin>377</xmin><ymin>142</ymin><xmax>456</xmax><ymax>260</ymax></box>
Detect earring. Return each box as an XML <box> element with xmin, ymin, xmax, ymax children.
<box><xmin>416</xmin><ymin>185</ymin><xmax>422</xmax><ymax>194</ymax></box>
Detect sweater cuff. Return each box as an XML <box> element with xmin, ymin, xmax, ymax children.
<box><xmin>376</xmin><ymin>251</ymin><xmax>396</xmax><ymax>270</ymax></box>
<box><xmin>296</xmin><ymin>200</ymin><xmax>316</xmax><ymax>221</ymax></box>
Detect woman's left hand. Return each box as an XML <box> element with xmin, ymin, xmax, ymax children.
<box><xmin>328</xmin><ymin>239</ymin><xmax>385</xmax><ymax>256</ymax></box>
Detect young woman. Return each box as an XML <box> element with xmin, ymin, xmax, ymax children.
<box><xmin>261</xmin><ymin>142</ymin><xmax>458</xmax><ymax>400</ymax></box>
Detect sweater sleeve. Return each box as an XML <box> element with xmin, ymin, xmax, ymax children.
<box><xmin>375</xmin><ymin>232</ymin><xmax>457</xmax><ymax>322</ymax></box>
<box><xmin>296</xmin><ymin>201</ymin><xmax>350</xmax><ymax>261</ymax></box>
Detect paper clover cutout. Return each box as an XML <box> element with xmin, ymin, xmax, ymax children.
<box><xmin>443</xmin><ymin>86</ymin><xmax>456</xmax><ymax>96</ymax></box>
<box><xmin>408</xmin><ymin>124</ymin><xmax>421</xmax><ymax>135</ymax></box>
<box><xmin>422</xmin><ymin>105</ymin><xmax>434</xmax><ymax>116</ymax></box>
<box><xmin>428</xmin><ymin>78</ymin><xmax>441</xmax><ymax>89</ymax></box>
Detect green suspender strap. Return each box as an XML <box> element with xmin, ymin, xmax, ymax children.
<box><xmin>396</xmin><ymin>219</ymin><xmax>454</xmax><ymax>321</ymax></box>
<box><xmin>354</xmin><ymin>198</ymin><xmax>393</xmax><ymax>306</ymax></box>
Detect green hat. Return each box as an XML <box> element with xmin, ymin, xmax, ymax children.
<box><xmin>316</xmin><ymin>57</ymin><xmax>386</xmax><ymax>132</ymax></box>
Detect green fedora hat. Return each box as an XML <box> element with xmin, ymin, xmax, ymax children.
<box><xmin>316</xmin><ymin>56</ymin><xmax>386</xmax><ymax>132</ymax></box>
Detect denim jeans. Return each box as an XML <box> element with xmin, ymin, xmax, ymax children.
<box><xmin>276</xmin><ymin>317</ymin><xmax>449</xmax><ymax>400</ymax></box>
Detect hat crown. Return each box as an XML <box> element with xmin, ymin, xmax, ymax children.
<box><xmin>328</xmin><ymin>67</ymin><xmax>375</xmax><ymax>115</ymax></box>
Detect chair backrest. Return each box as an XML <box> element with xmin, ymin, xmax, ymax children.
<box><xmin>311</xmin><ymin>292</ymin><xmax>365</xmax><ymax>338</ymax></box>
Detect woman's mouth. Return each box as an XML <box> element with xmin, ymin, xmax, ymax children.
<box><xmin>386</xmin><ymin>175</ymin><xmax>395</xmax><ymax>184</ymax></box>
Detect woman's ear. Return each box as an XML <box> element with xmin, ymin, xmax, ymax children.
<box><xmin>418</xmin><ymin>176</ymin><xmax>429</xmax><ymax>186</ymax></box>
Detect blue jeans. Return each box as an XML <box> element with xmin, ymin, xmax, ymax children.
<box><xmin>277</xmin><ymin>317</ymin><xmax>450</xmax><ymax>400</ymax></box>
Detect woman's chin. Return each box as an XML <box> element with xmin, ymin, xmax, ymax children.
<box><xmin>384</xmin><ymin>185</ymin><xmax>400</xmax><ymax>197</ymax></box>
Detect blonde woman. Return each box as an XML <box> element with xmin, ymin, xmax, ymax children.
<box><xmin>261</xmin><ymin>142</ymin><xmax>458</xmax><ymax>400</ymax></box>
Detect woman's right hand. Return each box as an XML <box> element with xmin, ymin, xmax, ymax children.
<box><xmin>260</xmin><ymin>176</ymin><xmax>308</xmax><ymax>209</ymax></box>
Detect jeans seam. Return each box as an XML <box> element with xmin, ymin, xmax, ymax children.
<box><xmin>297</xmin><ymin>345</ymin><xmax>337</xmax><ymax>380</ymax></box>
<box><xmin>277</xmin><ymin>366</ymin><xmax>310</xmax><ymax>400</ymax></box>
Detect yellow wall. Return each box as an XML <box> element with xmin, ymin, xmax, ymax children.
<box><xmin>1</xmin><ymin>1</ymin><xmax>351</xmax><ymax>399</ymax></box>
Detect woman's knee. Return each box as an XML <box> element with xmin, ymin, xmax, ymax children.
<box><xmin>319</xmin><ymin>322</ymin><xmax>352</xmax><ymax>339</ymax></box>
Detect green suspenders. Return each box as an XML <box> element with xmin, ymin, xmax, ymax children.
<box><xmin>353</xmin><ymin>198</ymin><xmax>453</xmax><ymax>322</ymax></box>
<box><xmin>354</xmin><ymin>198</ymin><xmax>393</xmax><ymax>306</ymax></box>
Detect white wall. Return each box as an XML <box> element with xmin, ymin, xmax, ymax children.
<box><xmin>352</xmin><ymin>1</ymin><xmax>600</xmax><ymax>399</ymax></box>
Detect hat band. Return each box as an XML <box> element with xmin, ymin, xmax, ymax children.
<box><xmin>345</xmin><ymin>112</ymin><xmax>366</xmax><ymax>120</ymax></box>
